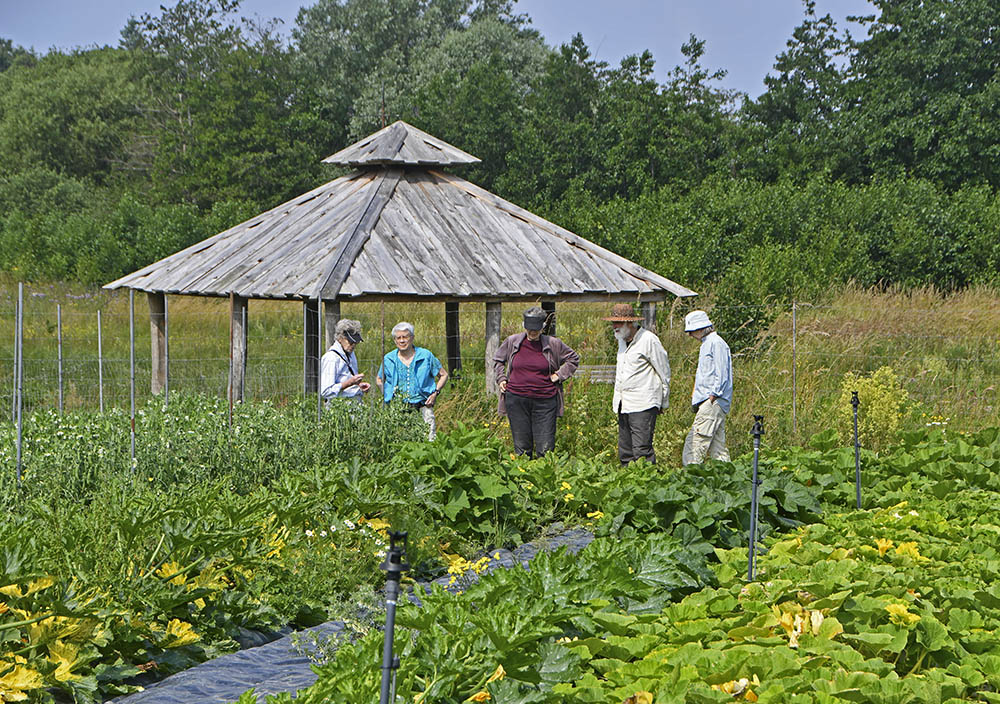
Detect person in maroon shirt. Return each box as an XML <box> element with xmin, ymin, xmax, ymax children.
<box><xmin>493</xmin><ymin>306</ymin><xmax>580</xmax><ymax>457</ymax></box>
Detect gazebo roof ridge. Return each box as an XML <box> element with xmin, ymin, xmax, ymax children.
<box><xmin>323</xmin><ymin>121</ymin><xmax>481</xmax><ymax>168</ymax></box>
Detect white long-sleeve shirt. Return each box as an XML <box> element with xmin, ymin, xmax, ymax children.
<box><xmin>612</xmin><ymin>327</ymin><xmax>671</xmax><ymax>414</ymax></box>
<box><xmin>691</xmin><ymin>331</ymin><xmax>733</xmax><ymax>413</ymax></box>
<box><xmin>320</xmin><ymin>341</ymin><xmax>363</xmax><ymax>400</ymax></box>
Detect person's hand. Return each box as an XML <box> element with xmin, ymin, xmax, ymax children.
<box><xmin>358</xmin><ymin>381</ymin><xmax>371</xmax><ymax>393</ymax></box>
<box><xmin>498</xmin><ymin>380</ymin><xmax>507</xmax><ymax>393</ymax></box>
<box><xmin>549</xmin><ymin>373</ymin><xmax>559</xmax><ymax>383</ymax></box>
<box><xmin>345</xmin><ymin>373</ymin><xmax>364</xmax><ymax>388</ymax></box>
<box><xmin>426</xmin><ymin>390</ymin><xmax>438</xmax><ymax>407</ymax></box>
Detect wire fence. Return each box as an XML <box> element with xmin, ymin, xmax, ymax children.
<box><xmin>3</xmin><ymin>286</ymin><xmax>999</xmax><ymax>448</ymax></box>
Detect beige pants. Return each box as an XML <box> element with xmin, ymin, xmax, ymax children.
<box><xmin>682</xmin><ymin>401</ymin><xmax>730</xmax><ymax>465</ymax></box>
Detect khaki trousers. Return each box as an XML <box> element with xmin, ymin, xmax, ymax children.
<box><xmin>682</xmin><ymin>401</ymin><xmax>730</xmax><ymax>465</ymax></box>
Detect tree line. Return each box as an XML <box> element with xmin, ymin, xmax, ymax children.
<box><xmin>2</xmin><ymin>0</ymin><xmax>999</xmax><ymax>328</ymax></box>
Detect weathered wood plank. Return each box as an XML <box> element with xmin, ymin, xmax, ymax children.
<box><xmin>434</xmin><ymin>171</ymin><xmax>696</xmax><ymax>297</ymax></box>
<box><xmin>201</xmin><ymin>176</ymin><xmax>376</xmax><ymax>295</ymax></box>
<box><xmin>120</xmin><ymin>173</ymin><xmax>370</xmax><ymax>293</ymax></box>
<box><xmin>318</xmin><ymin>169</ymin><xmax>403</xmax><ymax>299</ymax></box>
<box><xmin>304</xmin><ymin>299</ymin><xmax>319</xmax><ymax>393</ymax></box>
<box><xmin>229</xmin><ymin>294</ymin><xmax>248</xmax><ymax>402</ymax></box>
<box><xmin>446</xmin><ymin>302</ymin><xmax>462</xmax><ymax>376</ymax></box>
<box><xmin>485</xmin><ymin>301</ymin><xmax>501</xmax><ymax>393</ymax></box>
<box><xmin>390</xmin><ymin>178</ymin><xmax>494</xmax><ymax>293</ymax></box>
<box><xmin>148</xmin><ymin>292</ymin><xmax>166</xmax><ymax>395</ymax></box>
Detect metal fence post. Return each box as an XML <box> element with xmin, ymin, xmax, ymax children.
<box><xmin>97</xmin><ymin>309</ymin><xmax>104</xmax><ymax>413</ymax></box>
<box><xmin>57</xmin><ymin>304</ymin><xmax>63</xmax><ymax>414</ymax></box>
<box><xmin>852</xmin><ymin>390</ymin><xmax>861</xmax><ymax>509</ymax></box>
<box><xmin>15</xmin><ymin>282</ymin><xmax>23</xmax><ymax>488</ymax></box>
<box><xmin>748</xmin><ymin>415</ymin><xmax>764</xmax><ymax>581</ymax></box>
<box><xmin>129</xmin><ymin>289</ymin><xmax>136</xmax><ymax>466</ymax></box>
<box><xmin>164</xmin><ymin>296</ymin><xmax>170</xmax><ymax>405</ymax></box>
<box><xmin>317</xmin><ymin>301</ymin><xmax>323</xmax><ymax>421</ymax></box>
<box><xmin>791</xmin><ymin>301</ymin><xmax>797</xmax><ymax>438</ymax></box>
<box><xmin>11</xmin><ymin>292</ymin><xmax>18</xmax><ymax>423</ymax></box>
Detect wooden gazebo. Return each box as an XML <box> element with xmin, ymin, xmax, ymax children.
<box><xmin>106</xmin><ymin>121</ymin><xmax>695</xmax><ymax>396</ymax></box>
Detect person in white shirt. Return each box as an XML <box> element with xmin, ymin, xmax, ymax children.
<box><xmin>682</xmin><ymin>310</ymin><xmax>732</xmax><ymax>465</ymax></box>
<box><xmin>321</xmin><ymin>319</ymin><xmax>371</xmax><ymax>402</ymax></box>
<box><xmin>604</xmin><ymin>303</ymin><xmax>671</xmax><ymax>464</ymax></box>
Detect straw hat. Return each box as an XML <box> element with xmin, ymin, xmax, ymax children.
<box><xmin>603</xmin><ymin>303</ymin><xmax>643</xmax><ymax>322</ymax></box>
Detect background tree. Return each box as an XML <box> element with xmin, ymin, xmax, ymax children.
<box><xmin>844</xmin><ymin>0</ymin><xmax>1000</xmax><ymax>189</ymax></box>
<box><xmin>738</xmin><ymin>0</ymin><xmax>852</xmax><ymax>182</ymax></box>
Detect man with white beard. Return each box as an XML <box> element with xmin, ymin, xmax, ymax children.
<box><xmin>604</xmin><ymin>303</ymin><xmax>671</xmax><ymax>464</ymax></box>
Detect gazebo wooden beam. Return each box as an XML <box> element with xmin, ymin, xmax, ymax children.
<box><xmin>148</xmin><ymin>292</ymin><xmax>166</xmax><ymax>395</ymax></box>
<box><xmin>324</xmin><ymin>301</ymin><xmax>341</xmax><ymax>349</ymax></box>
<box><xmin>229</xmin><ymin>294</ymin><xmax>248</xmax><ymax>402</ymax></box>
<box><xmin>641</xmin><ymin>301</ymin><xmax>656</xmax><ymax>332</ymax></box>
<box><xmin>303</xmin><ymin>299</ymin><xmax>319</xmax><ymax>393</ymax></box>
<box><xmin>445</xmin><ymin>302</ymin><xmax>462</xmax><ymax>377</ymax></box>
<box><xmin>542</xmin><ymin>300</ymin><xmax>556</xmax><ymax>336</ymax></box>
<box><xmin>485</xmin><ymin>302</ymin><xmax>501</xmax><ymax>394</ymax></box>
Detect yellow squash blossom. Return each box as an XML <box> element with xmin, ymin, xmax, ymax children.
<box><xmin>486</xmin><ymin>664</ymin><xmax>505</xmax><ymax>683</ymax></box>
<box><xmin>467</xmin><ymin>691</ymin><xmax>490</xmax><ymax>702</ymax></box>
<box><xmin>622</xmin><ymin>692</ymin><xmax>654</xmax><ymax>704</ymax></box>
<box><xmin>875</xmin><ymin>538</ymin><xmax>894</xmax><ymax>556</ymax></box>
<box><xmin>885</xmin><ymin>603</ymin><xmax>921</xmax><ymax>626</ymax></box>
<box><xmin>895</xmin><ymin>542</ymin><xmax>923</xmax><ymax>560</ymax></box>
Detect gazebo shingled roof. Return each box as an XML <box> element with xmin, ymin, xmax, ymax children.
<box><xmin>105</xmin><ymin>121</ymin><xmax>696</xmax><ymax>398</ymax></box>
<box><xmin>105</xmin><ymin>121</ymin><xmax>695</xmax><ymax>301</ymax></box>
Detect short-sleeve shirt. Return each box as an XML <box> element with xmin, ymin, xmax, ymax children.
<box><xmin>379</xmin><ymin>347</ymin><xmax>442</xmax><ymax>403</ymax></box>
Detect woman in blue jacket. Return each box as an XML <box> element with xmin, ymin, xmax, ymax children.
<box><xmin>376</xmin><ymin>322</ymin><xmax>448</xmax><ymax>440</ymax></box>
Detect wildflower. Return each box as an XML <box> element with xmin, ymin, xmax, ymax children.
<box><xmin>305</xmin><ymin>530</ymin><xmax>314</xmax><ymax>538</ymax></box>
<box><xmin>563</xmin><ymin>493</ymin><xmax>574</xmax><ymax>502</ymax></box>
<box><xmin>586</xmin><ymin>510</ymin><xmax>604</xmax><ymax>520</ymax></box>
<box><xmin>344</xmin><ymin>519</ymin><xmax>355</xmax><ymax>529</ymax></box>
<box><xmin>560</xmin><ymin>481</ymin><xmax>572</xmax><ymax>490</ymax></box>
<box><xmin>320</xmin><ymin>531</ymin><xmax>327</xmax><ymax>538</ymax></box>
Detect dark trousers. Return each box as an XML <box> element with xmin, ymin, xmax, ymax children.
<box><xmin>618</xmin><ymin>407</ymin><xmax>659</xmax><ymax>464</ymax></box>
<box><xmin>506</xmin><ymin>392</ymin><xmax>559</xmax><ymax>458</ymax></box>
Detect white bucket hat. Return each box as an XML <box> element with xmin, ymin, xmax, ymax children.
<box><xmin>684</xmin><ymin>310</ymin><xmax>713</xmax><ymax>332</ymax></box>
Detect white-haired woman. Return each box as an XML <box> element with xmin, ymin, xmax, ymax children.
<box><xmin>376</xmin><ymin>321</ymin><xmax>448</xmax><ymax>440</ymax></box>
<box><xmin>321</xmin><ymin>319</ymin><xmax>371</xmax><ymax>401</ymax></box>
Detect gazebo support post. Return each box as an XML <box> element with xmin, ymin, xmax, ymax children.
<box><xmin>641</xmin><ymin>301</ymin><xmax>656</xmax><ymax>332</ymax></box>
<box><xmin>542</xmin><ymin>301</ymin><xmax>556</xmax><ymax>336</ymax></box>
<box><xmin>485</xmin><ymin>302</ymin><xmax>501</xmax><ymax>394</ymax></box>
<box><xmin>148</xmin><ymin>292</ymin><xmax>167</xmax><ymax>395</ymax></box>
<box><xmin>304</xmin><ymin>299</ymin><xmax>319</xmax><ymax>393</ymax></box>
<box><xmin>324</xmin><ymin>301</ymin><xmax>341</xmax><ymax>349</ymax></box>
<box><xmin>229</xmin><ymin>294</ymin><xmax>248</xmax><ymax>402</ymax></box>
<box><xmin>445</xmin><ymin>302</ymin><xmax>462</xmax><ymax>378</ymax></box>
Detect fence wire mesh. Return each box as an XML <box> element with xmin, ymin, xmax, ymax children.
<box><xmin>3</xmin><ymin>287</ymin><xmax>999</xmax><ymax>454</ymax></box>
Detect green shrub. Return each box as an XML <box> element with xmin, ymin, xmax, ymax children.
<box><xmin>837</xmin><ymin>366</ymin><xmax>908</xmax><ymax>453</ymax></box>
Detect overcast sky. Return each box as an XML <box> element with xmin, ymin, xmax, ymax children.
<box><xmin>1</xmin><ymin>0</ymin><xmax>876</xmax><ymax>99</ymax></box>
